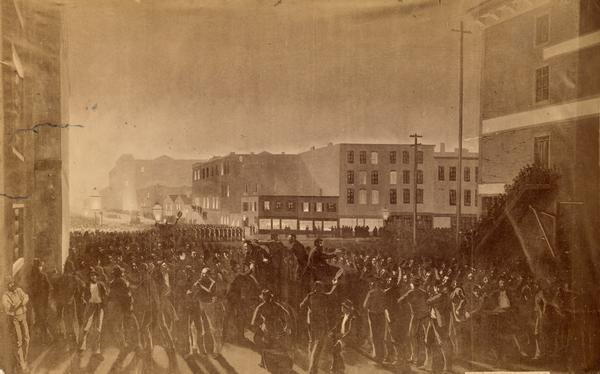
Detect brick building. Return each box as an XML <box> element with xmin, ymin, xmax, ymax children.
<box><xmin>469</xmin><ymin>0</ymin><xmax>600</xmax><ymax>285</ymax></box>
<box><xmin>192</xmin><ymin>143</ymin><xmax>479</xmax><ymax>233</ymax></box>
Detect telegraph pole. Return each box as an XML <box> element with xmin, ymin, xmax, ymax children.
<box><xmin>410</xmin><ymin>133</ymin><xmax>422</xmax><ymax>250</ymax></box>
<box><xmin>452</xmin><ymin>21</ymin><xmax>471</xmax><ymax>250</ymax></box>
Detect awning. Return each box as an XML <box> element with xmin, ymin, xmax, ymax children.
<box><xmin>478</xmin><ymin>183</ymin><xmax>506</xmax><ymax>196</ymax></box>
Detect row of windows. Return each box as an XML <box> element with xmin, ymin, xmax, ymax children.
<box><xmin>437</xmin><ymin>166</ymin><xmax>478</xmax><ymax>182</ymax></box>
<box><xmin>346</xmin><ymin>150</ymin><xmax>423</xmax><ymax>165</ymax></box>
<box><xmin>345</xmin><ymin>188</ymin><xmax>478</xmax><ymax>206</ymax></box>
<box><xmin>346</xmin><ymin>188</ymin><xmax>424</xmax><ymax>205</ymax></box>
<box><xmin>448</xmin><ymin>189</ymin><xmax>478</xmax><ymax>207</ymax></box>
<box><xmin>198</xmin><ymin>196</ymin><xmax>220</xmax><ymax>210</ymax></box>
<box><xmin>193</xmin><ymin>161</ymin><xmax>232</xmax><ymax>181</ymax></box>
<box><xmin>259</xmin><ymin>200</ymin><xmax>337</xmax><ymax>213</ymax></box>
<box><xmin>346</xmin><ymin>170</ymin><xmax>423</xmax><ymax>185</ymax></box>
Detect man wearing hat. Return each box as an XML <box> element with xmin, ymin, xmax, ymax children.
<box><xmin>307</xmin><ymin>238</ymin><xmax>343</xmax><ymax>283</ymax></box>
<box><xmin>251</xmin><ymin>289</ymin><xmax>293</xmax><ymax>372</ymax></box>
<box><xmin>110</xmin><ymin>266</ymin><xmax>141</xmax><ymax>352</ymax></box>
<box><xmin>79</xmin><ymin>269</ymin><xmax>108</xmax><ymax>356</ymax></box>
<box><xmin>300</xmin><ymin>278</ymin><xmax>339</xmax><ymax>374</ymax></box>
<box><xmin>2</xmin><ymin>277</ymin><xmax>30</xmax><ymax>372</ymax></box>
<box><xmin>330</xmin><ymin>299</ymin><xmax>356</xmax><ymax>374</ymax></box>
<box><xmin>363</xmin><ymin>279</ymin><xmax>387</xmax><ymax>363</ymax></box>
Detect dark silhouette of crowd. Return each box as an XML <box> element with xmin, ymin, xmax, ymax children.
<box><xmin>3</xmin><ymin>226</ymin><xmax>599</xmax><ymax>374</ymax></box>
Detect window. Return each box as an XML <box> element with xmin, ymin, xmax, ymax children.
<box><xmin>347</xmin><ymin>189</ymin><xmax>354</xmax><ymax>204</ymax></box>
<box><xmin>464</xmin><ymin>190</ymin><xmax>472</xmax><ymax>206</ymax></box>
<box><xmin>226</xmin><ymin>184</ymin><xmax>230</xmax><ymax>197</ymax></box>
<box><xmin>347</xmin><ymin>151</ymin><xmax>354</xmax><ymax>164</ymax></box>
<box><xmin>449</xmin><ymin>190</ymin><xmax>457</xmax><ymax>206</ymax></box>
<box><xmin>275</xmin><ymin>201</ymin><xmax>283</xmax><ymax>210</ymax></box>
<box><xmin>263</xmin><ymin>201</ymin><xmax>270</xmax><ymax>211</ymax></box>
<box><xmin>390</xmin><ymin>189</ymin><xmax>397</xmax><ymax>204</ymax></box>
<box><xmin>316</xmin><ymin>202</ymin><xmax>323</xmax><ymax>212</ymax></box>
<box><xmin>359</xmin><ymin>189</ymin><xmax>368</xmax><ymax>205</ymax></box>
<box><xmin>535</xmin><ymin>14</ymin><xmax>549</xmax><ymax>45</ymax></box>
<box><xmin>390</xmin><ymin>151</ymin><xmax>397</xmax><ymax>164</ymax></box>
<box><xmin>359</xmin><ymin>151</ymin><xmax>367</xmax><ymax>164</ymax></box>
<box><xmin>464</xmin><ymin>167</ymin><xmax>471</xmax><ymax>182</ymax></box>
<box><xmin>371</xmin><ymin>151</ymin><xmax>378</xmax><ymax>164</ymax></box>
<box><xmin>242</xmin><ymin>202</ymin><xmax>249</xmax><ymax>212</ymax></box>
<box><xmin>287</xmin><ymin>201</ymin><xmax>295</xmax><ymax>210</ymax></box>
<box><xmin>371</xmin><ymin>190</ymin><xmax>379</xmax><ymax>205</ymax></box>
<box><xmin>371</xmin><ymin>171</ymin><xmax>379</xmax><ymax>185</ymax></box>
<box><xmin>403</xmin><ymin>189</ymin><xmax>410</xmax><ymax>204</ymax></box>
<box><xmin>475</xmin><ymin>167</ymin><xmax>479</xmax><ymax>183</ymax></box>
<box><xmin>438</xmin><ymin>166</ymin><xmax>445</xmax><ymax>181</ymax></box>
<box><xmin>303</xmin><ymin>202</ymin><xmax>310</xmax><ymax>212</ymax></box>
<box><xmin>534</xmin><ymin>136</ymin><xmax>550</xmax><ymax>168</ymax></box>
<box><xmin>253</xmin><ymin>202</ymin><xmax>257</xmax><ymax>212</ymax></box>
<box><xmin>417</xmin><ymin>151</ymin><xmax>424</xmax><ymax>164</ymax></box>
<box><xmin>245</xmin><ymin>183</ymin><xmax>248</xmax><ymax>193</ymax></box>
<box><xmin>475</xmin><ymin>190</ymin><xmax>478</xmax><ymax>207</ymax></box>
<box><xmin>327</xmin><ymin>202</ymin><xmax>337</xmax><ymax>212</ymax></box>
<box><xmin>390</xmin><ymin>171</ymin><xmax>397</xmax><ymax>185</ymax></box>
<box><xmin>359</xmin><ymin>171</ymin><xmax>367</xmax><ymax>185</ymax></box>
<box><xmin>346</xmin><ymin>170</ymin><xmax>355</xmax><ymax>184</ymax></box>
<box><xmin>449</xmin><ymin>166</ymin><xmax>457</xmax><ymax>181</ymax></box>
<box><xmin>416</xmin><ymin>170</ymin><xmax>423</xmax><ymax>184</ymax></box>
<box><xmin>403</xmin><ymin>170</ymin><xmax>410</xmax><ymax>184</ymax></box>
<box><xmin>416</xmin><ymin>189</ymin><xmax>424</xmax><ymax>204</ymax></box>
<box><xmin>402</xmin><ymin>151</ymin><xmax>410</xmax><ymax>164</ymax></box>
<box><xmin>535</xmin><ymin>66</ymin><xmax>549</xmax><ymax>102</ymax></box>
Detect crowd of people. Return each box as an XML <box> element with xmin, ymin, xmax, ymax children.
<box><xmin>2</xmin><ymin>226</ymin><xmax>599</xmax><ymax>373</ymax></box>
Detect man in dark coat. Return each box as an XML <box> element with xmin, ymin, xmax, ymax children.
<box><xmin>110</xmin><ymin>266</ymin><xmax>142</xmax><ymax>352</ymax></box>
<box><xmin>79</xmin><ymin>270</ymin><xmax>109</xmax><ymax>356</ymax></box>
<box><xmin>307</xmin><ymin>238</ymin><xmax>342</xmax><ymax>283</ymax></box>
<box><xmin>30</xmin><ymin>258</ymin><xmax>53</xmax><ymax>344</ymax></box>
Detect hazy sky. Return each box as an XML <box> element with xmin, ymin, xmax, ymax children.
<box><xmin>66</xmin><ymin>0</ymin><xmax>483</xmax><ymax>210</ymax></box>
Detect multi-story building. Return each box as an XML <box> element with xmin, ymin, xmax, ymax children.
<box><xmin>101</xmin><ymin>154</ymin><xmax>201</xmax><ymax>212</ymax></box>
<box><xmin>241</xmin><ymin>195</ymin><xmax>339</xmax><ymax>233</ymax></box>
<box><xmin>433</xmin><ymin>145</ymin><xmax>480</xmax><ymax>229</ymax></box>
<box><xmin>192</xmin><ymin>152</ymin><xmax>305</xmax><ymax>226</ymax></box>
<box><xmin>193</xmin><ymin>143</ymin><xmax>479</xmax><ymax>233</ymax></box>
<box><xmin>0</xmin><ymin>1</ymin><xmax>70</xmax><ymax>369</ymax></box>
<box><xmin>0</xmin><ymin>1</ymin><xmax>69</xmax><ymax>276</ymax></box>
<box><xmin>469</xmin><ymin>0</ymin><xmax>600</xmax><ymax>284</ymax></box>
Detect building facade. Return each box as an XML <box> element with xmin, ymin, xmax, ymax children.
<box><xmin>470</xmin><ymin>0</ymin><xmax>600</xmax><ymax>285</ymax></box>
<box><xmin>193</xmin><ymin>143</ymin><xmax>479</xmax><ymax>233</ymax></box>
<box><xmin>101</xmin><ymin>154</ymin><xmax>201</xmax><ymax>212</ymax></box>
<box><xmin>191</xmin><ymin>152</ymin><xmax>305</xmax><ymax>226</ymax></box>
<box><xmin>0</xmin><ymin>1</ymin><xmax>70</xmax><ymax>277</ymax></box>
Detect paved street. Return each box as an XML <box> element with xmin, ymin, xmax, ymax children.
<box><xmin>26</xmin><ymin>338</ymin><xmax>521</xmax><ymax>374</ymax></box>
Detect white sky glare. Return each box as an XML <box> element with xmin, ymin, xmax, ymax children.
<box><xmin>66</xmin><ymin>0</ymin><xmax>484</xmax><ymax>210</ymax></box>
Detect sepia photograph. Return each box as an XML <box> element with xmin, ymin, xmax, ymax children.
<box><xmin>1</xmin><ymin>0</ymin><xmax>600</xmax><ymax>373</ymax></box>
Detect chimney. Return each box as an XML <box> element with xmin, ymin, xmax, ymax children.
<box><xmin>310</xmin><ymin>146</ymin><xmax>316</xmax><ymax>150</ymax></box>
<box><xmin>439</xmin><ymin>143</ymin><xmax>445</xmax><ymax>153</ymax></box>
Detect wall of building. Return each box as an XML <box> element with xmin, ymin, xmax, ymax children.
<box><xmin>481</xmin><ymin>1</ymin><xmax>581</xmax><ymax>121</ymax></box>
<box><xmin>104</xmin><ymin>154</ymin><xmax>200</xmax><ymax>211</ymax></box>
<box><xmin>433</xmin><ymin>152</ymin><xmax>480</xmax><ymax>218</ymax></box>
<box><xmin>337</xmin><ymin>143</ymin><xmax>437</xmax><ymax>220</ymax></box>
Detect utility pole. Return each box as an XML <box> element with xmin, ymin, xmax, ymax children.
<box><xmin>410</xmin><ymin>133</ymin><xmax>422</xmax><ymax>250</ymax></box>
<box><xmin>452</xmin><ymin>21</ymin><xmax>471</xmax><ymax>250</ymax></box>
